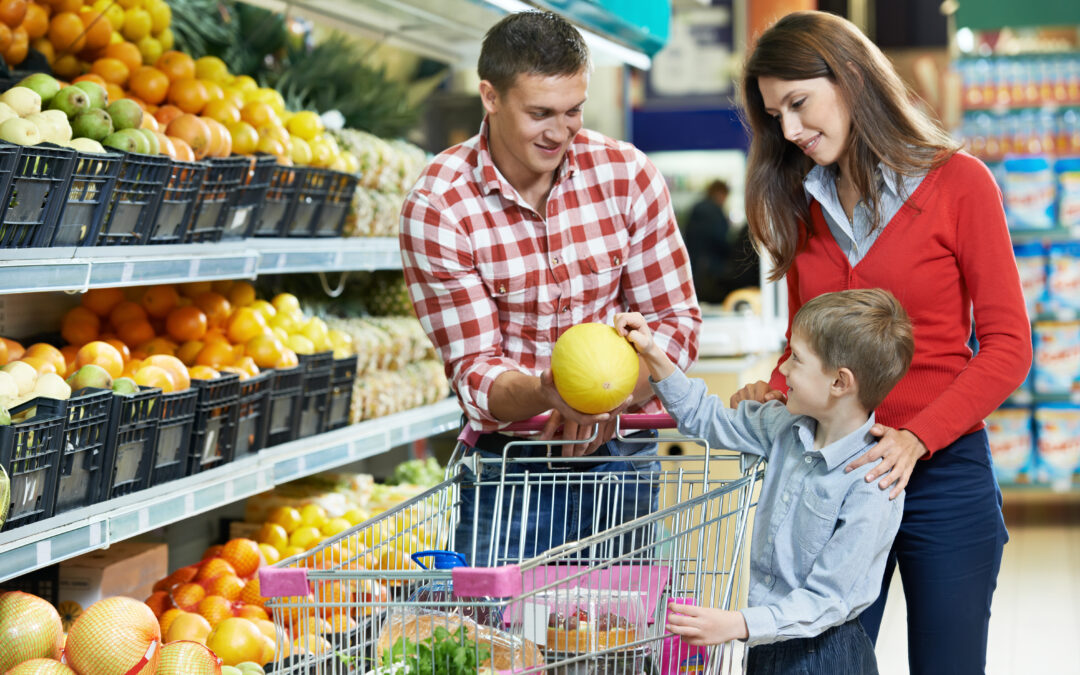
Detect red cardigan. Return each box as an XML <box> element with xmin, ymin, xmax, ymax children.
<box><xmin>768</xmin><ymin>152</ymin><xmax>1032</xmax><ymax>455</ymax></box>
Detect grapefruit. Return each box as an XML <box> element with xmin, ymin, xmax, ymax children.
<box><xmin>0</xmin><ymin>591</ymin><xmax>63</xmax><ymax>671</ymax></box>
<box><xmin>156</xmin><ymin>640</ymin><xmax>222</xmax><ymax>675</ymax></box>
<box><xmin>550</xmin><ymin>322</ymin><xmax>639</xmax><ymax>414</ymax></box>
<box><xmin>5</xmin><ymin>660</ymin><xmax>76</xmax><ymax>674</ymax></box>
<box><xmin>65</xmin><ymin>596</ymin><xmax>161</xmax><ymax>675</ymax></box>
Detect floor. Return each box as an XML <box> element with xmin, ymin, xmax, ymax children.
<box><xmin>874</xmin><ymin>497</ymin><xmax>1080</xmax><ymax>674</ymax></box>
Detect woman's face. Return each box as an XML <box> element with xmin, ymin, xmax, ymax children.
<box><xmin>758</xmin><ymin>76</ymin><xmax>852</xmax><ymax>167</ymax></box>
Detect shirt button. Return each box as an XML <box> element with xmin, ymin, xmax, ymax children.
<box><xmin>805</xmin><ymin>456</ymin><xmax>813</xmax><ymax>464</ymax></box>
<box><xmin>551</xmin><ymin>256</ymin><xmax>559</xmax><ymax>266</ymax></box>
<box><xmin>562</xmin><ymin>306</ymin><xmax>570</xmax><ymax>313</ymax></box>
<box><xmin>764</xmin><ymin>575</ymin><xmax>773</xmax><ymax>585</ymax></box>
<box><xmin>781</xmin><ymin>493</ymin><xmax>789</xmax><ymax>503</ymax></box>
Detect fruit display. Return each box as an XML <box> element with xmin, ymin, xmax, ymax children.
<box><xmin>550</xmin><ymin>323</ymin><xmax>640</xmax><ymax>415</ymax></box>
<box><xmin>0</xmin><ymin>591</ymin><xmax>64</xmax><ymax>671</ymax></box>
<box><xmin>335</xmin><ymin>129</ymin><xmax>427</xmax><ymax>238</ymax></box>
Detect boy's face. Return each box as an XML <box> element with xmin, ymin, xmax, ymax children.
<box><xmin>480</xmin><ymin>70</ymin><xmax>588</xmax><ymax>187</ymax></box>
<box><xmin>778</xmin><ymin>332</ymin><xmax>836</xmax><ymax>418</ymax></box>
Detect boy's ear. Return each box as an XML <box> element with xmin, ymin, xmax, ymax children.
<box><xmin>832</xmin><ymin>367</ymin><xmax>857</xmax><ymax>398</ymax></box>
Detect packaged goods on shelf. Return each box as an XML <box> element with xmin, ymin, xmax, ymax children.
<box><xmin>1046</xmin><ymin>242</ymin><xmax>1080</xmax><ymax>313</ymax></box>
<box><xmin>1034</xmin><ymin>404</ymin><xmax>1080</xmax><ymax>485</ymax></box>
<box><xmin>351</xmin><ymin>360</ymin><xmax>450</xmax><ymax>423</ymax></box>
<box><xmin>325</xmin><ymin>316</ymin><xmax>437</xmax><ymax>375</ymax></box>
<box><xmin>334</xmin><ymin>129</ymin><xmax>427</xmax><ymax>238</ymax></box>
<box><xmin>1059</xmin><ymin>158</ymin><xmax>1080</xmax><ymax>227</ymax></box>
<box><xmin>1014</xmin><ymin>241</ymin><xmax>1048</xmax><ymax>317</ymax></box>
<box><xmin>986</xmin><ymin>407</ymin><xmax>1036</xmax><ymax>482</ymax></box>
<box><xmin>244</xmin><ymin>474</ymin><xmax>373</xmax><ymax>523</ymax></box>
<box><xmin>1033</xmin><ymin>321</ymin><xmax>1080</xmax><ymax>395</ymax></box>
<box><xmin>58</xmin><ymin>542</ymin><xmax>168</xmax><ymax>620</ymax></box>
<box><xmin>1003</xmin><ymin>156</ymin><xmax>1057</xmax><ymax>229</ymax></box>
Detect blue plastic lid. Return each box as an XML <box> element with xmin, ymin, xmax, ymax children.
<box><xmin>1054</xmin><ymin>157</ymin><xmax>1080</xmax><ymax>173</ymax></box>
<box><xmin>1013</xmin><ymin>241</ymin><xmax>1046</xmax><ymax>256</ymax></box>
<box><xmin>411</xmin><ymin>550</ymin><xmax>468</xmax><ymax>570</ymax></box>
<box><xmin>1004</xmin><ymin>156</ymin><xmax>1051</xmax><ymax>172</ymax></box>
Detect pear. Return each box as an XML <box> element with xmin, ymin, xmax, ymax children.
<box><xmin>72</xmin><ymin>80</ymin><xmax>108</xmax><ymax>110</ymax></box>
<box><xmin>17</xmin><ymin>73</ymin><xmax>62</xmax><ymax>107</ymax></box>
<box><xmin>102</xmin><ymin>128</ymin><xmax>148</xmax><ymax>154</ymax></box>
<box><xmin>69</xmin><ymin>137</ymin><xmax>107</xmax><ymax>154</ymax></box>
<box><xmin>71</xmin><ymin>108</ymin><xmax>113</xmax><ymax>142</ymax></box>
<box><xmin>136</xmin><ymin>127</ymin><xmax>159</xmax><ymax>154</ymax></box>
<box><xmin>0</xmin><ymin>102</ymin><xmax>17</xmax><ymax>125</ymax></box>
<box><xmin>111</xmin><ymin>377</ymin><xmax>138</xmax><ymax>395</ymax></box>
<box><xmin>2</xmin><ymin>361</ymin><xmax>37</xmax><ymax>396</ymax></box>
<box><xmin>0</xmin><ymin>118</ymin><xmax>42</xmax><ymax>146</ymax></box>
<box><xmin>0</xmin><ymin>86</ymin><xmax>42</xmax><ymax>117</ymax></box>
<box><xmin>49</xmin><ymin>86</ymin><xmax>91</xmax><ymax>119</ymax></box>
<box><xmin>66</xmin><ymin>364</ymin><xmax>112</xmax><ymax>392</ymax></box>
<box><xmin>0</xmin><ymin>406</ymin><xmax>9</xmax><ymax>426</ymax></box>
<box><xmin>105</xmin><ymin>99</ymin><xmax>143</xmax><ymax>131</ymax></box>
<box><xmin>25</xmin><ymin>110</ymin><xmax>72</xmax><ymax>144</ymax></box>
<box><xmin>33</xmin><ymin>372</ymin><xmax>71</xmax><ymax>400</ymax></box>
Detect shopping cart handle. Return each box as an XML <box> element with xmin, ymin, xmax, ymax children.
<box><xmin>502</xmin><ymin>413</ymin><xmax>677</xmax><ymax>432</ymax></box>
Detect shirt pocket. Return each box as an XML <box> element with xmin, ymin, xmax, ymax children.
<box><xmin>793</xmin><ymin>488</ymin><xmax>838</xmax><ymax>558</ymax></box>
<box><xmin>578</xmin><ymin>248</ymin><xmax>627</xmax><ymax>306</ymax></box>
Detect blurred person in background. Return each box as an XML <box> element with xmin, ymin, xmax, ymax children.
<box><xmin>684</xmin><ymin>179</ymin><xmax>733</xmax><ymax>304</ymax></box>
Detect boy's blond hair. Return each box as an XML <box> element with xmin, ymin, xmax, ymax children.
<box><xmin>791</xmin><ymin>288</ymin><xmax>914</xmax><ymax>411</ymax></box>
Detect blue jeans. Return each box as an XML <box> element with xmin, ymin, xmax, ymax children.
<box><xmin>747</xmin><ymin>619</ymin><xmax>879</xmax><ymax>675</ymax></box>
<box><xmin>858</xmin><ymin>429</ymin><xmax>1007</xmax><ymax>675</ymax></box>
<box><xmin>453</xmin><ymin>435</ymin><xmax>661</xmax><ymax>567</ymax></box>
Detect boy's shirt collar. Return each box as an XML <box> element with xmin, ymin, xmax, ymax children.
<box><xmin>791</xmin><ymin>412</ymin><xmax>878</xmax><ymax>471</ymax></box>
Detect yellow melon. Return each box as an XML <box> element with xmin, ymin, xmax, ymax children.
<box><xmin>550</xmin><ymin>322</ymin><xmax>639</xmax><ymax>414</ymax></box>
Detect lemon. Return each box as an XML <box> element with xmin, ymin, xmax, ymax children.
<box><xmin>195</xmin><ymin>55</ymin><xmax>229</xmax><ymax>84</ymax></box>
<box><xmin>320</xmin><ymin>517</ymin><xmax>351</xmax><ymax>538</ymax></box>
<box><xmin>268</xmin><ymin>505</ymin><xmax>302</xmax><ymax>533</ymax></box>
<box><xmin>286</xmin><ymin>110</ymin><xmax>324</xmax><ymax>141</ymax></box>
<box><xmin>299</xmin><ymin>503</ymin><xmax>328</xmax><ymax>529</ymax></box>
<box><xmin>343</xmin><ymin>507</ymin><xmax>368</xmax><ymax>526</ymax></box>
<box><xmin>288</xmin><ymin>525</ymin><xmax>322</xmax><ymax>550</ymax></box>
<box><xmin>121</xmin><ymin>7</ymin><xmax>152</xmax><ymax>41</ymax></box>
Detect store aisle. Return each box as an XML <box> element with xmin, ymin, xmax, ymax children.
<box><xmin>874</xmin><ymin>503</ymin><xmax>1080</xmax><ymax>674</ymax></box>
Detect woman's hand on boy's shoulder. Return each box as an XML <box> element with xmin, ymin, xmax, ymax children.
<box><xmin>730</xmin><ymin>380</ymin><xmax>787</xmax><ymax>408</ymax></box>
<box><xmin>845</xmin><ymin>425</ymin><xmax>928</xmax><ymax>499</ymax></box>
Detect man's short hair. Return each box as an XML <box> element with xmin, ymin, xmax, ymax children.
<box><xmin>478</xmin><ymin>11</ymin><xmax>590</xmax><ymax>93</ymax></box>
<box><xmin>792</xmin><ymin>288</ymin><xmax>914</xmax><ymax>411</ymax></box>
<box><xmin>707</xmin><ymin>179</ymin><xmax>729</xmax><ymax>200</ymax></box>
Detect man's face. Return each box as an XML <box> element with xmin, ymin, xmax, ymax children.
<box><xmin>481</xmin><ymin>69</ymin><xmax>588</xmax><ymax>186</ymax></box>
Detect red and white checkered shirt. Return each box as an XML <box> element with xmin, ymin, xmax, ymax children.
<box><xmin>400</xmin><ymin>119</ymin><xmax>701</xmax><ymax>431</ymax></box>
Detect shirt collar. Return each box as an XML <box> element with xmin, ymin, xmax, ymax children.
<box><xmin>803</xmin><ymin>162</ymin><xmax>913</xmax><ymax>203</ymax></box>
<box><xmin>792</xmin><ymin>412</ymin><xmax>878</xmax><ymax>471</ymax></box>
<box><xmin>475</xmin><ymin>115</ymin><xmax>578</xmax><ymax>197</ymax></box>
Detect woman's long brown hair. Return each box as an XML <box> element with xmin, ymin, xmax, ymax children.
<box><xmin>741</xmin><ymin>11</ymin><xmax>960</xmax><ymax>280</ymax></box>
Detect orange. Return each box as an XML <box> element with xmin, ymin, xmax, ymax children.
<box><xmin>196</xmin><ymin>557</ymin><xmax>236</xmax><ymax>582</ymax></box>
<box><xmin>80</xmin><ymin>10</ymin><xmax>112</xmax><ymax>52</ymax></box>
<box><xmin>61</xmin><ymin>306</ymin><xmax>101</xmax><ymax>346</ymax></box>
<box><xmin>274</xmin><ymin>348</ymin><xmax>298</xmax><ymax>369</ymax></box>
<box><xmin>154</xmin><ymin>565</ymin><xmax>198</xmax><ymax>594</ymax></box>
<box><xmin>165</xmin><ymin>113</ymin><xmax>211</xmax><ymax>159</ymax></box>
<box><xmin>144</xmin><ymin>353</ymin><xmax>190</xmax><ymax>390</ymax></box>
<box><xmin>158</xmin><ymin>607</ymin><xmax>184</xmax><ymax>636</ymax></box>
<box><xmin>205</xmin><ymin>573</ymin><xmax>244</xmax><ymax>602</ymax></box>
<box><xmin>202</xmin><ymin>99</ymin><xmax>239</xmax><ymax>125</ymax></box>
<box><xmin>103</xmin><ymin>338</ymin><xmax>131</xmax><ymax>362</ymax></box>
<box><xmin>72</xmin><ymin>73</ymin><xmax>106</xmax><ymax>88</ymax></box>
<box><xmin>48</xmin><ymin>11</ymin><xmax>84</xmax><ymax>54</ymax></box>
<box><xmin>226</xmin><ymin>307</ymin><xmax>268</xmax><ymax>344</ymax></box>
<box><xmin>236</xmin><ymin>605</ymin><xmax>269</xmax><ymax>622</ymax></box>
<box><xmin>24</xmin><ymin>343</ymin><xmax>67</xmax><ymax>375</ymax></box>
<box><xmin>170</xmin><ymin>582</ymin><xmax>206</xmax><ymax>611</ymax></box>
<box><xmin>239</xmin><ymin>101</ymin><xmax>278</xmax><ymax>128</ymax></box>
<box><xmin>165</xmin><ymin>305</ymin><xmax>208</xmax><ymax>342</ymax></box>
<box><xmin>244</xmin><ymin>334</ymin><xmax>283</xmax><ymax>369</ymax></box>
<box><xmin>141</xmin><ymin>284</ymin><xmax>179</xmax><ymax>318</ymax></box>
<box><xmin>202</xmin><ymin>544</ymin><xmax>224</xmax><ymax>560</ymax></box>
<box><xmin>0</xmin><ymin>23</ymin><xmax>12</xmax><ymax>53</ymax></box>
<box><xmin>180</xmin><ymin>281</ymin><xmax>212</xmax><ymax>298</ymax></box>
<box><xmin>51</xmin><ymin>53</ymin><xmax>81</xmax><ymax>79</ymax></box>
<box><xmin>4</xmin><ymin>25</ymin><xmax>29</xmax><ymax>67</ymax></box>
<box><xmin>1</xmin><ymin>337</ymin><xmax>23</xmax><ymax>362</ymax></box>
<box><xmin>116</xmin><ymin>318</ymin><xmax>155</xmax><ymax>347</ymax></box>
<box><xmin>169</xmin><ymin>136</ymin><xmax>195</xmax><ymax>162</ymax></box>
<box><xmin>0</xmin><ymin>0</ymin><xmax>27</xmax><ymax>28</ymax></box>
<box><xmin>109</xmin><ymin>299</ymin><xmax>147</xmax><ymax>327</ymax></box>
<box><xmin>164</xmin><ymin>611</ymin><xmax>211</xmax><ymax>644</ymax></box>
<box><xmin>221</xmin><ymin>538</ymin><xmax>262</xmax><ymax>577</ymax></box>
<box><xmin>167</xmin><ymin>76</ymin><xmax>208</xmax><ymax>114</ymax></box>
<box><xmin>203</xmin><ymin>117</ymin><xmax>231</xmax><ymax>158</ymax></box>
<box><xmin>219</xmin><ymin>365</ymin><xmax>250</xmax><ymax>380</ymax></box>
<box><xmin>139</xmin><ymin>336</ymin><xmax>178</xmax><ymax>356</ymax></box>
<box><xmin>60</xmin><ymin>344</ymin><xmax>78</xmax><ymax>373</ymax></box>
<box><xmin>194</xmin><ymin>341</ymin><xmax>234</xmax><ymax>369</ymax></box>
<box><xmin>19</xmin><ymin>355</ymin><xmax>58</xmax><ymax>376</ymax></box>
<box><xmin>102</xmin><ymin>40</ymin><xmax>142</xmax><ymax>73</ymax></box>
<box><xmin>141</xmin><ymin>113</ymin><xmax>160</xmax><ymax>131</ymax></box>
<box><xmin>176</xmin><ymin>339</ymin><xmax>203</xmax><ymax>366</ymax></box>
<box><xmin>90</xmin><ymin>55</ymin><xmax>128</xmax><ymax>86</ymax></box>
<box><xmin>188</xmin><ymin>365</ymin><xmax>219</xmax><ymax>380</ymax></box>
<box><xmin>205</xmin><ymin>617</ymin><xmax>265</xmax><ymax>666</ymax></box>
<box><xmin>155</xmin><ymin>49</ymin><xmax>194</xmax><ymax>80</ymax></box>
<box><xmin>22</xmin><ymin>3</ymin><xmax>47</xmax><ymax>40</ymax></box>
<box><xmin>80</xmin><ymin>287</ymin><xmax>125</xmax><ymax>317</ymax></box>
<box><xmin>128</xmin><ymin>65</ymin><xmax>169</xmax><ymax>104</ymax></box>
<box><xmin>232</xmin><ymin>355</ymin><xmax>259</xmax><ymax>378</ymax></box>
<box><xmin>154</xmin><ymin>103</ymin><xmax>183</xmax><ymax>127</ymax></box>
<box><xmin>75</xmin><ymin>340</ymin><xmax>125</xmax><ymax>378</ymax></box>
<box><xmin>144</xmin><ymin>589</ymin><xmax>172</xmax><ymax>618</ymax></box>
<box><xmin>227</xmin><ymin>281</ymin><xmax>256</xmax><ymax>307</ymax></box>
<box><xmin>134</xmin><ymin>364</ymin><xmax>175</xmax><ymax>392</ymax></box>
<box><xmin>154</xmin><ymin>131</ymin><xmax>176</xmax><ymax>158</ymax></box>
<box><xmin>196</xmin><ymin>595</ymin><xmax>233</xmax><ymax>627</ymax></box>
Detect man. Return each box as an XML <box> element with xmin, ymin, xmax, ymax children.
<box><xmin>400</xmin><ymin>10</ymin><xmax>701</xmax><ymax>565</ymax></box>
<box><xmin>684</xmin><ymin>179</ymin><xmax>733</xmax><ymax>304</ymax></box>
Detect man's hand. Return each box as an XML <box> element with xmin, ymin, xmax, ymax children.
<box><xmin>665</xmin><ymin>602</ymin><xmax>749</xmax><ymax>646</ymax></box>
<box><xmin>845</xmin><ymin>425</ymin><xmax>928</xmax><ymax>499</ymax></box>
<box><xmin>729</xmin><ymin>380</ymin><xmax>787</xmax><ymax>408</ymax></box>
<box><xmin>538</xmin><ymin>370</ymin><xmax>631</xmax><ymax>456</ymax></box>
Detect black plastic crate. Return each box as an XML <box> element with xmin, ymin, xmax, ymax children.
<box><xmin>94</xmin><ymin>152</ymin><xmax>171</xmax><ymax>246</ymax></box>
<box><xmin>326</xmin><ymin>355</ymin><xmax>357</xmax><ymax>431</ymax></box>
<box><xmin>102</xmin><ymin>385</ymin><xmax>161</xmax><ymax>499</ymax></box>
<box><xmin>0</xmin><ymin>142</ymin><xmax>76</xmax><ymax>248</ymax></box>
<box><xmin>298</xmin><ymin>351</ymin><xmax>333</xmax><ymax>437</ymax></box>
<box><xmin>235</xmin><ymin>370</ymin><xmax>272</xmax><ymax>456</ymax></box>
<box><xmin>0</xmin><ymin>565</ymin><xmax>60</xmax><ymax>605</ymax></box>
<box><xmin>0</xmin><ymin>398</ymin><xmax>65</xmax><ymax>532</ymax></box>
<box><xmin>266</xmin><ymin>366</ymin><xmax>303</xmax><ymax>447</ymax></box>
<box><xmin>186</xmin><ymin>157</ymin><xmax>248</xmax><ymax>243</ymax></box>
<box><xmin>49</xmin><ymin>150</ymin><xmax>123</xmax><ymax>246</ymax></box>
<box><xmin>220</xmin><ymin>154</ymin><xmax>276</xmax><ymax>240</ymax></box>
<box><xmin>313</xmin><ymin>171</ymin><xmax>359</xmax><ymax>237</ymax></box>
<box><xmin>249</xmin><ymin>163</ymin><xmax>299</xmax><ymax>237</ymax></box>
<box><xmin>40</xmin><ymin>389</ymin><xmax>114</xmax><ymax>516</ymax></box>
<box><xmin>187</xmin><ymin>373</ymin><xmax>241</xmax><ymax>475</ymax></box>
<box><xmin>149</xmin><ymin>387</ymin><xmax>197</xmax><ymax>487</ymax></box>
<box><xmin>284</xmin><ymin>167</ymin><xmax>331</xmax><ymax>237</ymax></box>
<box><xmin>146</xmin><ymin>158</ymin><xmax>207</xmax><ymax>245</ymax></box>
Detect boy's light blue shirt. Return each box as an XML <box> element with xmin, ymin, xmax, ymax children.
<box><xmin>652</xmin><ymin>368</ymin><xmax>904</xmax><ymax>645</ymax></box>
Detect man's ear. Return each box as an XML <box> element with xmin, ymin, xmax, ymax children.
<box><xmin>479</xmin><ymin>80</ymin><xmax>500</xmax><ymax>115</ymax></box>
<box><xmin>832</xmin><ymin>367</ymin><xmax>857</xmax><ymax>398</ymax></box>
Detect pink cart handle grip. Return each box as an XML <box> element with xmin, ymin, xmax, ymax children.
<box><xmin>502</xmin><ymin>413</ymin><xmax>676</xmax><ymax>433</ymax></box>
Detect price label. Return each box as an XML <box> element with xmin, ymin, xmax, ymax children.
<box><xmin>121</xmin><ymin>262</ymin><xmax>135</xmax><ymax>282</ymax></box>
<box><xmin>89</xmin><ymin>521</ymin><xmax>101</xmax><ymax>547</ymax></box>
<box><xmin>138</xmin><ymin>509</ymin><xmax>149</xmax><ymax>531</ymax></box>
<box><xmin>332</xmin><ymin>251</ymin><xmax>344</xmax><ymax>268</ymax></box>
<box><xmin>36</xmin><ymin>541</ymin><xmax>51</xmax><ymax>567</ymax></box>
<box><xmin>297</xmin><ymin>455</ymin><xmax>307</xmax><ymax>473</ymax></box>
<box><xmin>224</xmin><ymin>481</ymin><xmax>234</xmax><ymax>502</ymax></box>
<box><xmin>184</xmin><ymin>493</ymin><xmax>195</xmax><ymax>515</ymax></box>
<box><xmin>188</xmin><ymin>259</ymin><xmax>200</xmax><ymax>277</ymax></box>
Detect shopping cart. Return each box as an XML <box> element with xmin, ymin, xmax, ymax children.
<box><xmin>260</xmin><ymin>413</ymin><xmax>763</xmax><ymax>675</ymax></box>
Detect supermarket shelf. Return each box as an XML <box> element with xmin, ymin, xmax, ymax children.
<box><xmin>1002</xmin><ymin>480</ymin><xmax>1080</xmax><ymax>504</ymax></box>
<box><xmin>1010</xmin><ymin>227</ymin><xmax>1079</xmax><ymax>244</ymax></box>
<box><xmin>0</xmin><ymin>397</ymin><xmax>460</xmax><ymax>583</ymax></box>
<box><xmin>0</xmin><ymin>238</ymin><xmax>402</xmax><ymax>294</ymax></box>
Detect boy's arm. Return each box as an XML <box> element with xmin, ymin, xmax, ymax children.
<box><xmin>739</xmin><ymin>486</ymin><xmax>904</xmax><ymax>644</ymax></box>
<box><xmin>651</xmin><ymin>368</ymin><xmax>787</xmax><ymax>459</ymax></box>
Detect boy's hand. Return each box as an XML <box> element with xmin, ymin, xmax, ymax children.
<box><xmin>729</xmin><ymin>380</ymin><xmax>787</xmax><ymax>408</ymax></box>
<box><xmin>614</xmin><ymin>312</ymin><xmax>654</xmax><ymax>354</ymax></box>
<box><xmin>665</xmin><ymin>602</ymin><xmax>749</xmax><ymax>646</ymax></box>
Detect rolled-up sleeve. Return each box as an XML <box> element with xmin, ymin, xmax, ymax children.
<box><xmin>400</xmin><ymin>189</ymin><xmax>527</xmax><ymax>427</ymax></box>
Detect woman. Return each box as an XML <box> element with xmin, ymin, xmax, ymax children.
<box><xmin>731</xmin><ymin>11</ymin><xmax>1031</xmax><ymax>674</ymax></box>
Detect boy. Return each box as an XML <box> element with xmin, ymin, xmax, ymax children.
<box><xmin>615</xmin><ymin>288</ymin><xmax>914</xmax><ymax>674</ymax></box>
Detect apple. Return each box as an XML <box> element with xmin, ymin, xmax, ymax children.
<box><xmin>0</xmin><ymin>591</ymin><xmax>64</xmax><ymax>671</ymax></box>
<box><xmin>156</xmin><ymin>640</ymin><xmax>222</xmax><ymax>675</ymax></box>
<box><xmin>65</xmin><ymin>596</ymin><xmax>160</xmax><ymax>675</ymax></box>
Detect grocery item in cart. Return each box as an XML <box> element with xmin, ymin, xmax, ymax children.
<box><xmin>375</xmin><ymin>610</ymin><xmax>543</xmax><ymax>672</ymax></box>
<box><xmin>539</xmin><ymin>589</ymin><xmax>645</xmax><ymax>652</ymax></box>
